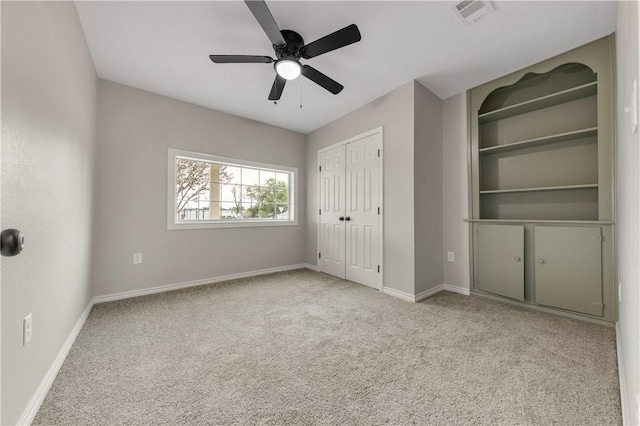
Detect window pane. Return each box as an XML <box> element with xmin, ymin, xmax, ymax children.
<box><xmin>223</xmin><ymin>166</ymin><xmax>241</xmax><ymax>184</ymax></box>
<box><xmin>276</xmin><ymin>205</ymin><xmax>289</xmax><ymax>220</ymax></box>
<box><xmin>260</xmin><ymin>170</ymin><xmax>276</xmax><ymax>185</ymax></box>
<box><xmin>276</xmin><ymin>172</ymin><xmax>289</xmax><ymax>185</ymax></box>
<box><xmin>220</xmin><ymin>184</ymin><xmax>242</xmax><ymax>203</ymax></box>
<box><xmin>242</xmin><ymin>168</ymin><xmax>259</xmax><ymax>186</ymax></box>
<box><xmin>176</xmin><ymin>158</ymin><xmax>212</xmax><ymax>221</ymax></box>
<box><xmin>260</xmin><ymin>203</ymin><xmax>276</xmax><ymax>219</ymax></box>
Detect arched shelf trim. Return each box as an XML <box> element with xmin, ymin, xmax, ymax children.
<box><xmin>479</xmin><ymin>62</ymin><xmax>596</xmax><ymax>114</ymax></box>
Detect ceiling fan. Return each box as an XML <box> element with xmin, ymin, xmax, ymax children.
<box><xmin>209</xmin><ymin>0</ymin><xmax>361</xmax><ymax>101</ymax></box>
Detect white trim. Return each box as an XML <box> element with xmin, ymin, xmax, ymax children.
<box><xmin>302</xmin><ymin>263</ymin><xmax>319</xmax><ymax>272</ymax></box>
<box><xmin>384</xmin><ymin>283</ymin><xmax>471</xmax><ymax>303</ymax></box>
<box><xmin>616</xmin><ymin>322</ymin><xmax>630</xmax><ymax>426</ymax></box>
<box><xmin>93</xmin><ymin>264</ymin><xmax>309</xmax><ymax>304</ymax></box>
<box><xmin>17</xmin><ymin>301</ymin><xmax>94</xmax><ymax>426</ymax></box>
<box><xmin>317</xmin><ymin>127</ymin><xmax>384</xmax><ymax>154</ymax></box>
<box><xmin>317</xmin><ymin>127</ymin><xmax>384</xmax><ymax>290</ymax></box>
<box><xmin>382</xmin><ymin>286</ymin><xmax>416</xmax><ymax>302</ymax></box>
<box><xmin>167</xmin><ymin>148</ymin><xmax>298</xmax><ymax>230</ymax></box>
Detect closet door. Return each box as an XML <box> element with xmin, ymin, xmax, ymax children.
<box><xmin>345</xmin><ymin>133</ymin><xmax>381</xmax><ymax>288</ymax></box>
<box><xmin>319</xmin><ymin>145</ymin><xmax>346</xmax><ymax>279</ymax></box>
<box><xmin>318</xmin><ymin>130</ymin><xmax>382</xmax><ymax>289</ymax></box>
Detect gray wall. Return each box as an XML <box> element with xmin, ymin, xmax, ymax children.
<box><xmin>1</xmin><ymin>2</ymin><xmax>97</xmax><ymax>424</ymax></box>
<box><xmin>442</xmin><ymin>93</ymin><xmax>470</xmax><ymax>289</ymax></box>
<box><xmin>615</xmin><ymin>1</ymin><xmax>640</xmax><ymax>423</ymax></box>
<box><xmin>93</xmin><ymin>80</ymin><xmax>306</xmax><ymax>297</ymax></box>
<box><xmin>305</xmin><ymin>82</ymin><xmax>416</xmax><ymax>295</ymax></box>
<box><xmin>413</xmin><ymin>82</ymin><xmax>444</xmax><ymax>294</ymax></box>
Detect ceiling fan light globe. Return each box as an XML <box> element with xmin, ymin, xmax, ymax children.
<box><xmin>275</xmin><ymin>59</ymin><xmax>301</xmax><ymax>80</ymax></box>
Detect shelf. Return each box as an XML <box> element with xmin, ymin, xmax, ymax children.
<box><xmin>480</xmin><ymin>184</ymin><xmax>597</xmax><ymax>194</ymax></box>
<box><xmin>478</xmin><ymin>82</ymin><xmax>597</xmax><ymax>124</ymax></box>
<box><xmin>465</xmin><ymin>219</ymin><xmax>614</xmax><ymax>225</ymax></box>
<box><xmin>479</xmin><ymin>127</ymin><xmax>598</xmax><ymax>155</ymax></box>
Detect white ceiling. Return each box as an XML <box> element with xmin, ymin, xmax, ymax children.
<box><xmin>75</xmin><ymin>1</ymin><xmax>617</xmax><ymax>134</ymax></box>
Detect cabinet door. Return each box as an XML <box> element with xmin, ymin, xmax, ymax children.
<box><xmin>475</xmin><ymin>224</ymin><xmax>524</xmax><ymax>301</ymax></box>
<box><xmin>534</xmin><ymin>226</ymin><xmax>603</xmax><ymax>316</ymax></box>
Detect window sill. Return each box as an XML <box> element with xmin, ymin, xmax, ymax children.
<box><xmin>168</xmin><ymin>219</ymin><xmax>298</xmax><ymax>230</ymax></box>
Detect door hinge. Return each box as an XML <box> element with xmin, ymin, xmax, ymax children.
<box><xmin>377</xmin><ymin>265</ymin><xmax>380</xmax><ymax>273</ymax></box>
<box><xmin>594</xmin><ymin>235</ymin><xmax>604</xmax><ymax>242</ymax></box>
<box><xmin>319</xmin><ymin>165</ymin><xmax>322</xmax><ymax>172</ymax></box>
<box><xmin>319</xmin><ymin>209</ymin><xmax>321</xmax><ymax>215</ymax></box>
<box><xmin>378</xmin><ymin>207</ymin><xmax>380</xmax><ymax>215</ymax></box>
<box><xmin>377</xmin><ymin>149</ymin><xmax>380</xmax><ymax>158</ymax></box>
<box><xmin>319</xmin><ymin>252</ymin><xmax>321</xmax><ymax>259</ymax></box>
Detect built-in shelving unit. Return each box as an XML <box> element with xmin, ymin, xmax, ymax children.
<box><xmin>467</xmin><ymin>35</ymin><xmax>616</xmax><ymax>326</ymax></box>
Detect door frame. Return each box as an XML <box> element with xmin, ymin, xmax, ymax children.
<box><xmin>317</xmin><ymin>127</ymin><xmax>384</xmax><ymax>290</ymax></box>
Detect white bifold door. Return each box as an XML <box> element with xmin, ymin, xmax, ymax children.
<box><xmin>319</xmin><ymin>131</ymin><xmax>381</xmax><ymax>289</ymax></box>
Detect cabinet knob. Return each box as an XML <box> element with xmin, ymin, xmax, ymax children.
<box><xmin>514</xmin><ymin>256</ymin><xmax>521</xmax><ymax>261</ymax></box>
<box><xmin>538</xmin><ymin>259</ymin><xmax>545</xmax><ymax>264</ymax></box>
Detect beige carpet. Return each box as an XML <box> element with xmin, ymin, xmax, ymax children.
<box><xmin>34</xmin><ymin>269</ymin><xmax>621</xmax><ymax>425</ymax></box>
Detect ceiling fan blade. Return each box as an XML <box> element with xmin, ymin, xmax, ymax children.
<box><xmin>268</xmin><ymin>75</ymin><xmax>287</xmax><ymax>100</ymax></box>
<box><xmin>244</xmin><ymin>0</ymin><xmax>286</xmax><ymax>47</ymax></box>
<box><xmin>301</xmin><ymin>65</ymin><xmax>343</xmax><ymax>95</ymax></box>
<box><xmin>301</xmin><ymin>24</ymin><xmax>361</xmax><ymax>59</ymax></box>
<box><xmin>209</xmin><ymin>55</ymin><xmax>274</xmax><ymax>64</ymax></box>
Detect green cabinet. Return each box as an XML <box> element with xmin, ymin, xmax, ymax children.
<box><xmin>468</xmin><ymin>34</ymin><xmax>616</xmax><ymax>325</ymax></box>
<box><xmin>534</xmin><ymin>226</ymin><xmax>603</xmax><ymax>316</ymax></box>
<box><xmin>475</xmin><ymin>224</ymin><xmax>524</xmax><ymax>301</ymax></box>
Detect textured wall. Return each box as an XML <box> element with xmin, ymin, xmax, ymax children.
<box><xmin>93</xmin><ymin>80</ymin><xmax>306</xmax><ymax>297</ymax></box>
<box><xmin>615</xmin><ymin>1</ymin><xmax>640</xmax><ymax>423</ymax></box>
<box><xmin>413</xmin><ymin>82</ymin><xmax>444</xmax><ymax>294</ymax></box>
<box><xmin>442</xmin><ymin>93</ymin><xmax>470</xmax><ymax>290</ymax></box>
<box><xmin>305</xmin><ymin>82</ymin><xmax>416</xmax><ymax>295</ymax></box>
<box><xmin>1</xmin><ymin>2</ymin><xmax>97</xmax><ymax>423</ymax></box>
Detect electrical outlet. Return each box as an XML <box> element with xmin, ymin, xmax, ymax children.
<box><xmin>23</xmin><ymin>314</ymin><xmax>32</xmax><ymax>346</ymax></box>
<box><xmin>447</xmin><ymin>251</ymin><xmax>455</xmax><ymax>262</ymax></box>
<box><xmin>133</xmin><ymin>253</ymin><xmax>143</xmax><ymax>264</ymax></box>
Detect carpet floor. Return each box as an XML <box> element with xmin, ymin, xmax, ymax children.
<box><xmin>34</xmin><ymin>269</ymin><xmax>621</xmax><ymax>425</ymax></box>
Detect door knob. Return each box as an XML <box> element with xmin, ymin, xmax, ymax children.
<box><xmin>345</xmin><ymin>216</ymin><xmax>351</xmax><ymax>221</ymax></box>
<box><xmin>514</xmin><ymin>256</ymin><xmax>521</xmax><ymax>261</ymax></box>
<box><xmin>1</xmin><ymin>229</ymin><xmax>24</xmax><ymax>257</ymax></box>
<box><xmin>538</xmin><ymin>259</ymin><xmax>545</xmax><ymax>264</ymax></box>
<box><xmin>339</xmin><ymin>216</ymin><xmax>345</xmax><ymax>221</ymax></box>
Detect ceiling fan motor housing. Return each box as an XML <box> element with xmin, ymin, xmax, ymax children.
<box><xmin>274</xmin><ymin>29</ymin><xmax>305</xmax><ymax>59</ymax></box>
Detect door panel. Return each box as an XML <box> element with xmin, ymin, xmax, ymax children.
<box><xmin>535</xmin><ymin>226</ymin><xmax>603</xmax><ymax>316</ymax></box>
<box><xmin>476</xmin><ymin>224</ymin><xmax>525</xmax><ymax>300</ymax></box>
<box><xmin>318</xmin><ymin>131</ymin><xmax>381</xmax><ymax>289</ymax></box>
<box><xmin>345</xmin><ymin>134</ymin><xmax>380</xmax><ymax>288</ymax></box>
<box><xmin>319</xmin><ymin>146</ymin><xmax>346</xmax><ymax>279</ymax></box>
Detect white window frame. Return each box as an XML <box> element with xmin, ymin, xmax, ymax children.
<box><xmin>167</xmin><ymin>148</ymin><xmax>297</xmax><ymax>230</ymax></box>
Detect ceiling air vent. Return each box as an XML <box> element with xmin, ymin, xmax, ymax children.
<box><xmin>452</xmin><ymin>0</ymin><xmax>494</xmax><ymax>26</ymax></box>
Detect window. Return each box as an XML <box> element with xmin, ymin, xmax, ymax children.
<box><xmin>168</xmin><ymin>149</ymin><xmax>296</xmax><ymax>229</ymax></box>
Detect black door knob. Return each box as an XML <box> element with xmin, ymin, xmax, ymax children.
<box><xmin>345</xmin><ymin>216</ymin><xmax>351</xmax><ymax>221</ymax></box>
<box><xmin>339</xmin><ymin>216</ymin><xmax>345</xmax><ymax>221</ymax></box>
<box><xmin>1</xmin><ymin>229</ymin><xmax>24</xmax><ymax>257</ymax></box>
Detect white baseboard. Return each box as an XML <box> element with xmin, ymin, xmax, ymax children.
<box><xmin>384</xmin><ymin>283</ymin><xmax>471</xmax><ymax>303</ymax></box>
<box><xmin>382</xmin><ymin>286</ymin><xmax>416</xmax><ymax>302</ymax></box>
<box><xmin>616</xmin><ymin>322</ymin><xmax>631</xmax><ymax>426</ymax></box>
<box><xmin>17</xmin><ymin>300</ymin><xmax>94</xmax><ymax>426</ymax></box>
<box><xmin>93</xmin><ymin>264</ymin><xmax>309</xmax><ymax>304</ymax></box>
<box><xmin>441</xmin><ymin>283</ymin><xmax>471</xmax><ymax>296</ymax></box>
<box><xmin>302</xmin><ymin>263</ymin><xmax>319</xmax><ymax>272</ymax></box>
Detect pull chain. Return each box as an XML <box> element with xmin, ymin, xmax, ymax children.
<box><xmin>299</xmin><ymin>76</ymin><xmax>303</xmax><ymax>109</ymax></box>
